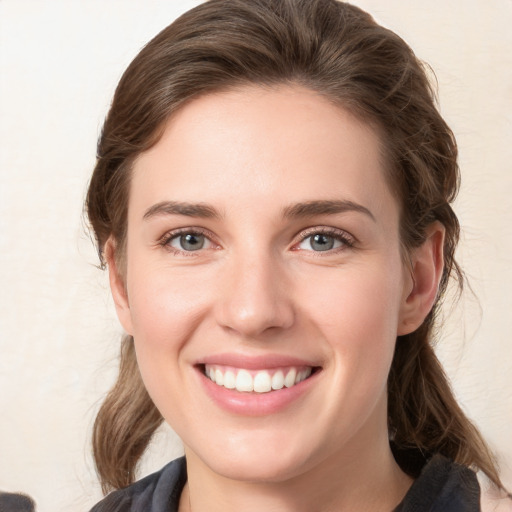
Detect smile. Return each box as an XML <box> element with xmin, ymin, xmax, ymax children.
<box><xmin>204</xmin><ymin>364</ymin><xmax>313</xmax><ymax>393</ymax></box>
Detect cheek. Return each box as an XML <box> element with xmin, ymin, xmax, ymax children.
<box><xmin>303</xmin><ymin>262</ymin><xmax>404</xmax><ymax>392</ymax></box>
<box><xmin>125</xmin><ymin>265</ymin><xmax>212</xmax><ymax>421</ymax></box>
<box><xmin>126</xmin><ymin>262</ymin><xmax>212</xmax><ymax>347</ymax></box>
<box><xmin>307</xmin><ymin>263</ymin><xmax>404</xmax><ymax>339</ymax></box>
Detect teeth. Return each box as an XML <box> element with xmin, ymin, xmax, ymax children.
<box><xmin>253</xmin><ymin>372</ymin><xmax>272</xmax><ymax>393</ymax></box>
<box><xmin>271</xmin><ymin>370</ymin><xmax>284</xmax><ymax>390</ymax></box>
<box><xmin>205</xmin><ymin>365</ymin><xmax>313</xmax><ymax>393</ymax></box>
<box><xmin>296</xmin><ymin>368</ymin><xmax>312</xmax><ymax>383</ymax></box>
<box><xmin>284</xmin><ymin>368</ymin><xmax>296</xmax><ymax>388</ymax></box>
<box><xmin>223</xmin><ymin>370</ymin><xmax>236</xmax><ymax>389</ymax></box>
<box><xmin>235</xmin><ymin>369</ymin><xmax>253</xmax><ymax>392</ymax></box>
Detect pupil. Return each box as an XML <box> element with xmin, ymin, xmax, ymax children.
<box><xmin>181</xmin><ymin>233</ymin><xmax>204</xmax><ymax>251</ymax></box>
<box><xmin>311</xmin><ymin>234</ymin><xmax>334</xmax><ymax>251</ymax></box>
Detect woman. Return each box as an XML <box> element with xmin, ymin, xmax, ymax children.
<box><xmin>86</xmin><ymin>0</ymin><xmax>509</xmax><ymax>510</ymax></box>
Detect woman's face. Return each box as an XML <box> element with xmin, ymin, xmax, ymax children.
<box><xmin>113</xmin><ymin>85</ymin><xmax>416</xmax><ymax>482</ymax></box>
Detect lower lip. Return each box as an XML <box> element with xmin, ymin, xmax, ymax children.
<box><xmin>197</xmin><ymin>367</ymin><xmax>319</xmax><ymax>416</ymax></box>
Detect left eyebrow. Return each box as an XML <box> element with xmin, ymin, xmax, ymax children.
<box><xmin>282</xmin><ymin>199</ymin><xmax>376</xmax><ymax>222</ymax></box>
<box><xmin>143</xmin><ymin>201</ymin><xmax>221</xmax><ymax>220</ymax></box>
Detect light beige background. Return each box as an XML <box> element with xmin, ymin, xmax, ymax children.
<box><xmin>0</xmin><ymin>1</ymin><xmax>511</xmax><ymax>511</ymax></box>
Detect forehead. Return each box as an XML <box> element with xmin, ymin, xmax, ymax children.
<box><xmin>129</xmin><ymin>84</ymin><xmax>398</xmax><ymax>223</ymax></box>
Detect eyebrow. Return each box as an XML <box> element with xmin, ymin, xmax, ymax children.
<box><xmin>282</xmin><ymin>200</ymin><xmax>376</xmax><ymax>222</ymax></box>
<box><xmin>143</xmin><ymin>201</ymin><xmax>221</xmax><ymax>220</ymax></box>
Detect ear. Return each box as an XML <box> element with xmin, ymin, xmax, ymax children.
<box><xmin>398</xmin><ymin>222</ymin><xmax>445</xmax><ymax>336</ymax></box>
<box><xmin>104</xmin><ymin>238</ymin><xmax>134</xmax><ymax>335</ymax></box>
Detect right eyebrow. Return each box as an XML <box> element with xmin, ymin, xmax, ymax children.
<box><xmin>143</xmin><ymin>201</ymin><xmax>221</xmax><ymax>220</ymax></box>
<box><xmin>282</xmin><ymin>199</ymin><xmax>376</xmax><ymax>222</ymax></box>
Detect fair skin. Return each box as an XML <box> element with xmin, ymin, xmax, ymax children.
<box><xmin>108</xmin><ymin>85</ymin><xmax>445</xmax><ymax>512</ymax></box>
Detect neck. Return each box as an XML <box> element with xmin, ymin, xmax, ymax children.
<box><xmin>179</xmin><ymin>422</ymin><xmax>412</xmax><ymax>512</ymax></box>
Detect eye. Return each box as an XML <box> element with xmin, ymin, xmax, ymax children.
<box><xmin>172</xmin><ymin>233</ymin><xmax>208</xmax><ymax>251</ymax></box>
<box><xmin>298</xmin><ymin>233</ymin><xmax>342</xmax><ymax>252</ymax></box>
<box><xmin>162</xmin><ymin>230</ymin><xmax>215</xmax><ymax>253</ymax></box>
<box><xmin>295</xmin><ymin>228</ymin><xmax>355</xmax><ymax>253</ymax></box>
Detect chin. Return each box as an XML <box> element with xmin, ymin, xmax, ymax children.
<box><xmin>211</xmin><ymin>456</ymin><xmax>306</xmax><ymax>483</ymax></box>
<box><xmin>189</xmin><ymin>433</ymin><xmax>317</xmax><ymax>484</ymax></box>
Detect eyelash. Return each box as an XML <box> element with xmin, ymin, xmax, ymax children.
<box><xmin>157</xmin><ymin>226</ymin><xmax>356</xmax><ymax>255</ymax></box>
<box><xmin>294</xmin><ymin>226</ymin><xmax>356</xmax><ymax>253</ymax></box>
<box><xmin>158</xmin><ymin>227</ymin><xmax>218</xmax><ymax>256</ymax></box>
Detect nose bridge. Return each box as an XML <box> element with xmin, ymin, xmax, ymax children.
<box><xmin>216</xmin><ymin>245</ymin><xmax>294</xmax><ymax>337</ymax></box>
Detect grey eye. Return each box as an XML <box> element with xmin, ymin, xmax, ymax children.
<box><xmin>172</xmin><ymin>233</ymin><xmax>207</xmax><ymax>251</ymax></box>
<box><xmin>309</xmin><ymin>234</ymin><xmax>335</xmax><ymax>251</ymax></box>
<box><xmin>298</xmin><ymin>233</ymin><xmax>344</xmax><ymax>252</ymax></box>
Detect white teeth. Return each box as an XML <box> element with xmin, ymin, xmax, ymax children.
<box><xmin>253</xmin><ymin>372</ymin><xmax>272</xmax><ymax>393</ymax></box>
<box><xmin>295</xmin><ymin>368</ymin><xmax>312</xmax><ymax>384</ymax></box>
<box><xmin>235</xmin><ymin>369</ymin><xmax>253</xmax><ymax>392</ymax></box>
<box><xmin>223</xmin><ymin>370</ymin><xmax>236</xmax><ymax>389</ymax></box>
<box><xmin>271</xmin><ymin>370</ymin><xmax>284</xmax><ymax>390</ymax></box>
<box><xmin>205</xmin><ymin>365</ymin><xmax>313</xmax><ymax>393</ymax></box>
<box><xmin>284</xmin><ymin>368</ymin><xmax>297</xmax><ymax>388</ymax></box>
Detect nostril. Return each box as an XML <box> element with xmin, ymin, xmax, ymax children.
<box><xmin>213</xmin><ymin>262</ymin><xmax>295</xmax><ymax>336</ymax></box>
<box><xmin>215</xmin><ymin>296</ymin><xmax>295</xmax><ymax>337</ymax></box>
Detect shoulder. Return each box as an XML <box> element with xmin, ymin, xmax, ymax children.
<box><xmin>0</xmin><ymin>492</ymin><xmax>36</xmax><ymax>512</ymax></box>
<box><xmin>396</xmin><ymin>454</ymin><xmax>481</xmax><ymax>511</ymax></box>
<box><xmin>89</xmin><ymin>457</ymin><xmax>187</xmax><ymax>512</ymax></box>
<box><xmin>479</xmin><ymin>473</ymin><xmax>512</xmax><ymax>512</ymax></box>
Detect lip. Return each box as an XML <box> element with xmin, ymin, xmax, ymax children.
<box><xmin>198</xmin><ymin>353</ymin><xmax>319</xmax><ymax>370</ymax></box>
<box><xmin>194</xmin><ymin>353</ymin><xmax>321</xmax><ymax>416</ymax></box>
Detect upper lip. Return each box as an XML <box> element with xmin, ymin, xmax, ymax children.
<box><xmin>197</xmin><ymin>353</ymin><xmax>321</xmax><ymax>370</ymax></box>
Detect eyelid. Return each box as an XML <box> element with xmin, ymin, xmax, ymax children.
<box><xmin>157</xmin><ymin>226</ymin><xmax>220</xmax><ymax>255</ymax></box>
<box><xmin>292</xmin><ymin>226</ymin><xmax>356</xmax><ymax>252</ymax></box>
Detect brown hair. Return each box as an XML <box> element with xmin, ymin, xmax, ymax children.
<box><xmin>87</xmin><ymin>0</ymin><xmax>503</xmax><ymax>494</ymax></box>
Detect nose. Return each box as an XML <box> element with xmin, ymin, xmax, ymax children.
<box><xmin>214</xmin><ymin>251</ymin><xmax>295</xmax><ymax>339</ymax></box>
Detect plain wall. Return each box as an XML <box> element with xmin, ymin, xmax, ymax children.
<box><xmin>0</xmin><ymin>1</ymin><xmax>511</xmax><ymax>510</ymax></box>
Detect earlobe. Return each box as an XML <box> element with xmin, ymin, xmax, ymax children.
<box><xmin>398</xmin><ymin>222</ymin><xmax>445</xmax><ymax>336</ymax></box>
<box><xmin>105</xmin><ymin>238</ymin><xmax>134</xmax><ymax>335</ymax></box>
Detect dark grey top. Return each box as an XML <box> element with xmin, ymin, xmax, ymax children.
<box><xmin>90</xmin><ymin>454</ymin><xmax>481</xmax><ymax>511</ymax></box>
<box><xmin>394</xmin><ymin>454</ymin><xmax>480</xmax><ymax>511</ymax></box>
